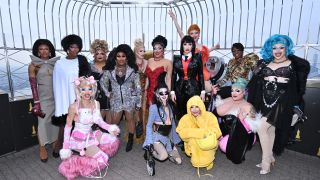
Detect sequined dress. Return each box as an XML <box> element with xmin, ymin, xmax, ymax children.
<box><xmin>145</xmin><ymin>65</ymin><xmax>165</xmax><ymax>106</ymax></box>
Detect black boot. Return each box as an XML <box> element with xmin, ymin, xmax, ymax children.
<box><xmin>126</xmin><ymin>133</ymin><xmax>134</xmax><ymax>152</ymax></box>
<box><xmin>144</xmin><ymin>145</ymin><xmax>155</xmax><ymax>176</ymax></box>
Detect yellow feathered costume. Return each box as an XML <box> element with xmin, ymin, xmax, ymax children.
<box><xmin>176</xmin><ymin>96</ymin><xmax>222</xmax><ymax>169</ymax></box>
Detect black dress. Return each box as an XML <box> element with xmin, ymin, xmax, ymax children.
<box><xmin>248</xmin><ymin>55</ymin><xmax>310</xmax><ymax>155</ymax></box>
<box><xmin>91</xmin><ymin>64</ymin><xmax>110</xmax><ymax>110</ymax></box>
<box><xmin>171</xmin><ymin>54</ymin><xmax>205</xmax><ymax>120</ymax></box>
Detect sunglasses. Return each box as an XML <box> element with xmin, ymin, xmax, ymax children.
<box><xmin>159</xmin><ymin>91</ymin><xmax>169</xmax><ymax>96</ymax></box>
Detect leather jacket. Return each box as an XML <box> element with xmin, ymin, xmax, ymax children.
<box><xmin>171</xmin><ymin>54</ymin><xmax>205</xmax><ymax>96</ymax></box>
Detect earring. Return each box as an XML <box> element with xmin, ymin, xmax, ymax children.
<box><xmin>49</xmin><ymin>52</ymin><xmax>51</xmax><ymax>57</ymax></box>
<box><xmin>38</xmin><ymin>53</ymin><xmax>41</xmax><ymax>57</ymax></box>
<box><xmin>67</xmin><ymin>50</ymin><xmax>70</xmax><ymax>54</ymax></box>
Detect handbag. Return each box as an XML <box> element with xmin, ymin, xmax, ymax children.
<box><xmin>196</xmin><ymin>132</ymin><xmax>217</xmax><ymax>151</ymax></box>
<box><xmin>136</xmin><ymin>121</ymin><xmax>143</xmax><ymax>138</ymax></box>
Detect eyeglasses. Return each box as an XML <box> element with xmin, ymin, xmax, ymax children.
<box><xmin>159</xmin><ymin>91</ymin><xmax>169</xmax><ymax>96</ymax></box>
<box><xmin>272</xmin><ymin>46</ymin><xmax>286</xmax><ymax>50</ymax></box>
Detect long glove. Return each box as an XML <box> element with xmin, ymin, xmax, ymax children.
<box><xmin>29</xmin><ymin>77</ymin><xmax>46</xmax><ymax>118</ymax></box>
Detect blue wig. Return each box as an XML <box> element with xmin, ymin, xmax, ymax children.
<box><xmin>260</xmin><ymin>34</ymin><xmax>294</xmax><ymax>62</ymax></box>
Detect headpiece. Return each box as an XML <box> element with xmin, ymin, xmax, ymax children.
<box><xmin>61</xmin><ymin>34</ymin><xmax>83</xmax><ymax>52</ymax></box>
<box><xmin>232</xmin><ymin>78</ymin><xmax>248</xmax><ymax>90</ymax></box>
<box><xmin>32</xmin><ymin>39</ymin><xmax>56</xmax><ymax>58</ymax></box>
<box><xmin>89</xmin><ymin>39</ymin><xmax>108</xmax><ymax>54</ymax></box>
<box><xmin>260</xmin><ymin>34</ymin><xmax>294</xmax><ymax>62</ymax></box>
<box><xmin>74</xmin><ymin>76</ymin><xmax>97</xmax><ymax>100</ymax></box>
<box><xmin>152</xmin><ymin>35</ymin><xmax>167</xmax><ymax>48</ymax></box>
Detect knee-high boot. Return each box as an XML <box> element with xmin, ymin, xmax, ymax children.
<box><xmin>126</xmin><ymin>133</ymin><xmax>134</xmax><ymax>152</ymax></box>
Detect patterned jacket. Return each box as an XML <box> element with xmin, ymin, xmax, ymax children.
<box><xmin>100</xmin><ymin>66</ymin><xmax>141</xmax><ymax>112</ymax></box>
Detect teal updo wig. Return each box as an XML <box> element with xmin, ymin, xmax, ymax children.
<box><xmin>260</xmin><ymin>34</ymin><xmax>294</xmax><ymax>62</ymax></box>
<box><xmin>232</xmin><ymin>78</ymin><xmax>248</xmax><ymax>90</ymax></box>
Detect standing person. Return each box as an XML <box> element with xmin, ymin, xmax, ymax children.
<box><xmin>58</xmin><ymin>76</ymin><xmax>120</xmax><ymax>180</ymax></box>
<box><xmin>247</xmin><ymin>34</ymin><xmax>310</xmax><ymax>174</ymax></box>
<box><xmin>214</xmin><ymin>43</ymin><xmax>259</xmax><ymax>98</ymax></box>
<box><xmin>100</xmin><ymin>44</ymin><xmax>141</xmax><ymax>152</ymax></box>
<box><xmin>133</xmin><ymin>38</ymin><xmax>148</xmax><ymax>141</ymax></box>
<box><xmin>52</xmin><ymin>34</ymin><xmax>91</xmax><ymax>154</ymax></box>
<box><xmin>29</xmin><ymin>39</ymin><xmax>60</xmax><ymax>162</ymax></box>
<box><xmin>89</xmin><ymin>39</ymin><xmax>111</xmax><ymax>122</ymax></box>
<box><xmin>171</xmin><ymin>35</ymin><xmax>205</xmax><ymax>120</ymax></box>
<box><xmin>143</xmin><ymin>72</ymin><xmax>182</xmax><ymax>176</ymax></box>
<box><xmin>145</xmin><ymin>35</ymin><xmax>173</xmax><ymax>107</ymax></box>
<box><xmin>176</xmin><ymin>96</ymin><xmax>221</xmax><ymax>176</ymax></box>
<box><xmin>168</xmin><ymin>10</ymin><xmax>220</xmax><ymax>93</ymax></box>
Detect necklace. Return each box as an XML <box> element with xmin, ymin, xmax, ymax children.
<box><xmin>273</xmin><ymin>59</ymin><xmax>287</xmax><ymax>64</ymax></box>
<box><xmin>116</xmin><ymin>66</ymin><xmax>126</xmax><ymax>77</ymax></box>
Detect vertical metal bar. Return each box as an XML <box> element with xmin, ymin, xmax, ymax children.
<box><xmin>296</xmin><ymin>0</ymin><xmax>304</xmax><ymax>44</ymax></box>
<box><xmin>105</xmin><ymin>7</ymin><xmax>107</xmax><ymax>42</ymax></box>
<box><xmin>278</xmin><ymin>0</ymin><xmax>284</xmax><ymax>34</ymax></box>
<box><xmin>217</xmin><ymin>0</ymin><xmax>222</xmax><ymax>45</ymax></box>
<box><xmin>58</xmin><ymin>0</ymin><xmax>63</xmax><ymax>45</ymax></box>
<box><xmin>269</xmin><ymin>0</ymin><xmax>275</xmax><ymax>37</ymax></box>
<box><xmin>98</xmin><ymin>5</ymin><xmax>103</xmax><ymax>39</ymax></box>
<box><xmin>154</xmin><ymin>6</ymin><xmax>156</xmax><ymax>38</ymax></box>
<box><xmin>64</xmin><ymin>0</ymin><xmax>72</xmax><ymax>35</ymax></box>
<box><xmin>160</xmin><ymin>3</ymin><xmax>163</xmax><ymax>34</ymax></box>
<box><xmin>109</xmin><ymin>5</ymin><xmax>113</xmax><ymax>48</ymax></box>
<box><xmin>230</xmin><ymin>0</ymin><xmax>235</xmax><ymax>46</ymax></box>
<box><xmin>8</xmin><ymin>0</ymin><xmax>16</xmax><ymax>46</ymax></box>
<box><xmin>287</xmin><ymin>0</ymin><xmax>294</xmax><ymax>36</ymax></box>
<box><xmin>305</xmin><ymin>1</ymin><xmax>313</xmax><ymax>45</ymax></box>
<box><xmin>116</xmin><ymin>7</ymin><xmax>119</xmax><ymax>45</ymax></box>
<box><xmin>224</xmin><ymin>0</ymin><xmax>228</xmax><ymax>48</ymax></box>
<box><xmin>27</xmin><ymin>0</ymin><xmax>33</xmax><ymax>47</ymax></box>
<box><xmin>18</xmin><ymin>0</ymin><xmax>25</xmax><ymax>48</ymax></box>
<box><xmin>129</xmin><ymin>7</ymin><xmax>132</xmax><ymax>43</ymax></box>
<box><xmin>203</xmin><ymin>1</ymin><xmax>209</xmax><ymax>46</ymax></box>
<box><xmin>260</xmin><ymin>0</ymin><xmax>266</xmax><ymax>46</ymax></box>
<box><xmin>93</xmin><ymin>5</ymin><xmax>99</xmax><ymax>40</ymax></box>
<box><xmin>51</xmin><ymin>0</ymin><xmax>57</xmax><ymax>47</ymax></box>
<box><xmin>35</xmin><ymin>0</ymin><xmax>40</xmax><ymax>38</ymax></box>
<box><xmin>77</xmin><ymin>1</ymin><xmax>86</xmax><ymax>40</ymax></box>
<box><xmin>209</xmin><ymin>0</ymin><xmax>216</xmax><ymax>45</ymax></box>
<box><xmin>83</xmin><ymin>4</ymin><xmax>89</xmax><ymax>51</ymax></box>
<box><xmin>184</xmin><ymin>2</ymin><xmax>193</xmax><ymax>27</ymax></box>
<box><xmin>238</xmin><ymin>0</ymin><xmax>242</xmax><ymax>43</ymax></box>
<box><xmin>44</xmin><ymin>0</ymin><xmax>48</xmax><ymax>39</ymax></box>
<box><xmin>141</xmin><ymin>6</ymin><xmax>144</xmax><ymax>45</ymax></box>
<box><xmin>197</xmin><ymin>0</ymin><xmax>204</xmax><ymax>45</ymax></box>
<box><xmin>253</xmin><ymin>0</ymin><xmax>258</xmax><ymax>50</ymax></box>
<box><xmin>245</xmin><ymin>0</ymin><xmax>250</xmax><ymax>46</ymax></box>
<box><xmin>71</xmin><ymin>2</ymin><xmax>77</xmax><ymax>34</ymax></box>
<box><xmin>134</xmin><ymin>4</ymin><xmax>137</xmax><ymax>39</ymax></box>
<box><xmin>122</xmin><ymin>3</ymin><xmax>125</xmax><ymax>43</ymax></box>
<box><xmin>192</xmin><ymin>3</ymin><xmax>198</xmax><ymax>25</ymax></box>
<box><xmin>180</xmin><ymin>5</ymin><xmax>187</xmax><ymax>33</ymax></box>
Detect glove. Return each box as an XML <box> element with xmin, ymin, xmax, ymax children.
<box><xmin>29</xmin><ymin>77</ymin><xmax>46</xmax><ymax>118</ymax></box>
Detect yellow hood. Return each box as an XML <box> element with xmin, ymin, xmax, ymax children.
<box><xmin>186</xmin><ymin>96</ymin><xmax>206</xmax><ymax>118</ymax></box>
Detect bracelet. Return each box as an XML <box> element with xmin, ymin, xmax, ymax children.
<box><xmin>34</xmin><ymin>100</ymin><xmax>40</xmax><ymax>103</ymax></box>
<box><xmin>200</xmin><ymin>90</ymin><xmax>205</xmax><ymax>95</ymax></box>
<box><xmin>170</xmin><ymin>91</ymin><xmax>175</xmax><ymax>95</ymax></box>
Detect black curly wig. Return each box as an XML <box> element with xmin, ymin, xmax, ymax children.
<box><xmin>32</xmin><ymin>39</ymin><xmax>56</xmax><ymax>58</ymax></box>
<box><xmin>61</xmin><ymin>34</ymin><xmax>83</xmax><ymax>52</ymax></box>
<box><xmin>180</xmin><ymin>35</ymin><xmax>196</xmax><ymax>57</ymax></box>
<box><xmin>105</xmin><ymin>44</ymin><xmax>138</xmax><ymax>72</ymax></box>
<box><xmin>152</xmin><ymin>35</ymin><xmax>167</xmax><ymax>48</ymax></box>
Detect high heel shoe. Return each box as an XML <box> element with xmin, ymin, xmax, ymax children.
<box><xmin>260</xmin><ymin>169</ymin><xmax>270</xmax><ymax>175</ymax></box>
<box><xmin>39</xmin><ymin>146</ymin><xmax>48</xmax><ymax>163</ymax></box>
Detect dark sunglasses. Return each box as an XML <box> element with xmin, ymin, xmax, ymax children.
<box><xmin>159</xmin><ymin>91</ymin><xmax>169</xmax><ymax>96</ymax></box>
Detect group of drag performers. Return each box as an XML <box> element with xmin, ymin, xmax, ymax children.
<box><xmin>28</xmin><ymin>11</ymin><xmax>310</xmax><ymax>179</ymax></box>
